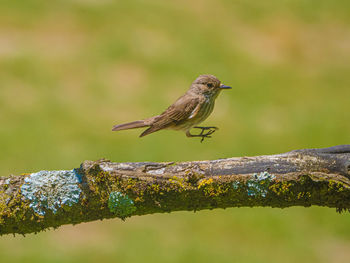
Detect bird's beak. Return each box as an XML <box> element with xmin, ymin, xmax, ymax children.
<box><xmin>219</xmin><ymin>84</ymin><xmax>232</xmax><ymax>89</ymax></box>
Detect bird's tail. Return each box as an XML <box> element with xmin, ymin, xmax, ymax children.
<box><xmin>112</xmin><ymin>120</ymin><xmax>148</xmax><ymax>131</ymax></box>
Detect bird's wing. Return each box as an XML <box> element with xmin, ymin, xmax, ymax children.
<box><xmin>139</xmin><ymin>95</ymin><xmax>200</xmax><ymax>137</ymax></box>
<box><xmin>161</xmin><ymin>95</ymin><xmax>201</xmax><ymax>124</ymax></box>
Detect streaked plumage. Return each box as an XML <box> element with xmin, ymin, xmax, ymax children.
<box><xmin>112</xmin><ymin>74</ymin><xmax>231</xmax><ymax>141</ymax></box>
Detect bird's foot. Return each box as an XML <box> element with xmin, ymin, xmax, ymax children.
<box><xmin>194</xmin><ymin>126</ymin><xmax>218</xmax><ymax>136</ymax></box>
<box><xmin>190</xmin><ymin>126</ymin><xmax>219</xmax><ymax>142</ymax></box>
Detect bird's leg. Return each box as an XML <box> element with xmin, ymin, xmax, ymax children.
<box><xmin>186</xmin><ymin>127</ymin><xmax>219</xmax><ymax>142</ymax></box>
<box><xmin>186</xmin><ymin>130</ymin><xmax>211</xmax><ymax>143</ymax></box>
<box><xmin>194</xmin><ymin>126</ymin><xmax>218</xmax><ymax>136</ymax></box>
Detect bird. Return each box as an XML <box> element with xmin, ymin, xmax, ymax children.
<box><xmin>112</xmin><ymin>74</ymin><xmax>232</xmax><ymax>142</ymax></box>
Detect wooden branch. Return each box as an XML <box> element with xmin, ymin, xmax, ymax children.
<box><xmin>1</xmin><ymin>145</ymin><xmax>350</xmax><ymax>236</ymax></box>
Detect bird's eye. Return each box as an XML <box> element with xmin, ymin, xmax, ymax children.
<box><xmin>206</xmin><ymin>83</ymin><xmax>213</xmax><ymax>88</ymax></box>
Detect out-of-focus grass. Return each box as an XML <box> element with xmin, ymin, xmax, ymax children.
<box><xmin>0</xmin><ymin>0</ymin><xmax>350</xmax><ymax>262</ymax></box>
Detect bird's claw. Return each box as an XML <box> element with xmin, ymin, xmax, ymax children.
<box><xmin>193</xmin><ymin>126</ymin><xmax>218</xmax><ymax>142</ymax></box>
<box><xmin>200</xmin><ymin>134</ymin><xmax>212</xmax><ymax>143</ymax></box>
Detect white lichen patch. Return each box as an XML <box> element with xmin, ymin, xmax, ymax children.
<box><xmin>146</xmin><ymin>168</ymin><xmax>166</xmax><ymax>175</ymax></box>
<box><xmin>0</xmin><ymin>178</ymin><xmax>11</xmax><ymax>187</ymax></box>
<box><xmin>100</xmin><ymin>163</ymin><xmax>134</xmax><ymax>172</ymax></box>
<box><xmin>99</xmin><ymin>165</ymin><xmax>114</xmax><ymax>172</ymax></box>
<box><xmin>21</xmin><ymin>170</ymin><xmax>82</xmax><ymax>216</ymax></box>
<box><xmin>247</xmin><ymin>172</ymin><xmax>276</xmax><ymax>198</ymax></box>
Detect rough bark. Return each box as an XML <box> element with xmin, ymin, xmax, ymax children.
<box><xmin>1</xmin><ymin>145</ymin><xmax>350</xmax><ymax>236</ymax></box>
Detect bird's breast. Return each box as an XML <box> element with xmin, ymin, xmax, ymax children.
<box><xmin>195</xmin><ymin>98</ymin><xmax>215</xmax><ymax>123</ymax></box>
<box><xmin>172</xmin><ymin>98</ymin><xmax>215</xmax><ymax>131</ymax></box>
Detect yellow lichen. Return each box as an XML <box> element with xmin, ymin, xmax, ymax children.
<box><xmin>198</xmin><ymin>178</ymin><xmax>214</xmax><ymax>189</ymax></box>
<box><xmin>329</xmin><ymin>180</ymin><xmax>345</xmax><ymax>192</ymax></box>
<box><xmin>197</xmin><ymin>179</ymin><xmax>228</xmax><ymax>197</ymax></box>
<box><xmin>134</xmin><ymin>196</ymin><xmax>143</xmax><ymax>202</ymax></box>
<box><xmin>269</xmin><ymin>182</ymin><xmax>292</xmax><ymax>196</ymax></box>
<box><xmin>203</xmin><ymin>184</ymin><xmax>228</xmax><ymax>197</ymax></box>
<box><xmin>297</xmin><ymin>192</ymin><xmax>311</xmax><ymax>199</ymax></box>
<box><xmin>148</xmin><ymin>184</ymin><xmax>160</xmax><ymax>194</ymax></box>
<box><xmin>168</xmin><ymin>176</ymin><xmax>186</xmax><ymax>189</ymax></box>
<box><xmin>125</xmin><ymin>178</ymin><xmax>137</xmax><ymax>190</ymax></box>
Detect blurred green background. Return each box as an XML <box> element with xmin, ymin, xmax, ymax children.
<box><xmin>1</xmin><ymin>0</ymin><xmax>350</xmax><ymax>262</ymax></box>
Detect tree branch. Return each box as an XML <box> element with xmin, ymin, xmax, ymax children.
<box><xmin>1</xmin><ymin>145</ymin><xmax>350</xmax><ymax>236</ymax></box>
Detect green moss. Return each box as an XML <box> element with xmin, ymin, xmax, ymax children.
<box><xmin>93</xmin><ymin>171</ymin><xmax>111</xmax><ymax>189</ymax></box>
<box><xmin>0</xmin><ymin>187</ymin><xmax>33</xmax><ymax>234</ymax></box>
<box><xmin>232</xmin><ymin>181</ymin><xmax>241</xmax><ymax>190</ymax></box>
<box><xmin>87</xmin><ymin>170</ymin><xmax>118</xmax><ymax>207</ymax></box>
<box><xmin>108</xmin><ymin>191</ymin><xmax>137</xmax><ymax>219</ymax></box>
<box><xmin>0</xmin><ymin>191</ymin><xmax>9</xmax><ymax>224</ymax></box>
<box><xmin>3</xmin><ymin>164</ymin><xmax>350</xmax><ymax>236</ymax></box>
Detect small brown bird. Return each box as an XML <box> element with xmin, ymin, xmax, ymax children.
<box><xmin>112</xmin><ymin>74</ymin><xmax>231</xmax><ymax>142</ymax></box>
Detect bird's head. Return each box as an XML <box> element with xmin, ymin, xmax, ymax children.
<box><xmin>190</xmin><ymin>74</ymin><xmax>231</xmax><ymax>98</ymax></box>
